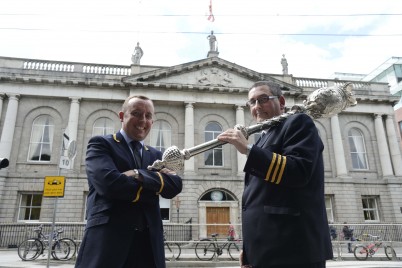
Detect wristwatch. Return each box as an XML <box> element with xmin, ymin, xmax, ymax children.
<box><xmin>246</xmin><ymin>144</ymin><xmax>253</xmax><ymax>157</ymax></box>
<box><xmin>132</xmin><ymin>169</ymin><xmax>140</xmax><ymax>179</ymax></box>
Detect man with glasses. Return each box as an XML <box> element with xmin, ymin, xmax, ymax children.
<box><xmin>218</xmin><ymin>81</ymin><xmax>333</xmax><ymax>268</ymax></box>
<box><xmin>76</xmin><ymin>95</ymin><xmax>182</xmax><ymax>268</ymax></box>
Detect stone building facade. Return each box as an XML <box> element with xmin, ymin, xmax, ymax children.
<box><xmin>0</xmin><ymin>52</ymin><xmax>402</xmax><ymax>238</ymax></box>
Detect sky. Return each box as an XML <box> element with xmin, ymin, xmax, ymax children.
<box><xmin>1</xmin><ymin>0</ymin><xmax>401</xmax><ymax>79</ymax></box>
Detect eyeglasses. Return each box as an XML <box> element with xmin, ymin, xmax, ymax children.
<box><xmin>246</xmin><ymin>95</ymin><xmax>278</xmax><ymax>107</ymax></box>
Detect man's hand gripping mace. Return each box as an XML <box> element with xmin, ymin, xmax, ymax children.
<box><xmin>148</xmin><ymin>83</ymin><xmax>357</xmax><ymax>172</ymax></box>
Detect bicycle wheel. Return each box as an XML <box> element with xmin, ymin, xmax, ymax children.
<box><xmin>353</xmin><ymin>245</ymin><xmax>368</xmax><ymax>260</ymax></box>
<box><xmin>52</xmin><ymin>238</ymin><xmax>76</xmax><ymax>260</ymax></box>
<box><xmin>228</xmin><ymin>242</ymin><xmax>240</xmax><ymax>260</ymax></box>
<box><xmin>17</xmin><ymin>238</ymin><xmax>43</xmax><ymax>261</ymax></box>
<box><xmin>164</xmin><ymin>242</ymin><xmax>181</xmax><ymax>261</ymax></box>
<box><xmin>195</xmin><ymin>239</ymin><xmax>216</xmax><ymax>261</ymax></box>
<box><xmin>385</xmin><ymin>246</ymin><xmax>397</xmax><ymax>260</ymax></box>
<box><xmin>62</xmin><ymin>238</ymin><xmax>77</xmax><ymax>260</ymax></box>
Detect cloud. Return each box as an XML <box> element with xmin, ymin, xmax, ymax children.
<box><xmin>1</xmin><ymin>0</ymin><xmax>401</xmax><ymax>79</ymax></box>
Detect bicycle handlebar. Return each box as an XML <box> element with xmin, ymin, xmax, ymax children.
<box><xmin>362</xmin><ymin>234</ymin><xmax>381</xmax><ymax>240</ymax></box>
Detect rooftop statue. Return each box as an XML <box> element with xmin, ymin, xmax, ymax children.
<box><xmin>207</xmin><ymin>31</ymin><xmax>218</xmax><ymax>52</ymax></box>
<box><xmin>131</xmin><ymin>42</ymin><xmax>144</xmax><ymax>65</ymax></box>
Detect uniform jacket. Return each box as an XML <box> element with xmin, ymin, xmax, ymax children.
<box><xmin>76</xmin><ymin>132</ymin><xmax>182</xmax><ymax>268</ymax></box>
<box><xmin>242</xmin><ymin>113</ymin><xmax>333</xmax><ymax>267</ymax></box>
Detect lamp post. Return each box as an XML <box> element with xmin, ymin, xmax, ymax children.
<box><xmin>175</xmin><ymin>196</ymin><xmax>181</xmax><ymax>223</ymax></box>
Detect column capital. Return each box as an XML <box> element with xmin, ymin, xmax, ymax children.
<box><xmin>185</xmin><ymin>102</ymin><xmax>195</xmax><ymax>108</ymax></box>
<box><xmin>69</xmin><ymin>97</ymin><xmax>81</xmax><ymax>103</ymax></box>
<box><xmin>7</xmin><ymin>94</ymin><xmax>20</xmax><ymax>101</ymax></box>
<box><xmin>373</xmin><ymin>113</ymin><xmax>383</xmax><ymax>119</ymax></box>
<box><xmin>384</xmin><ymin>113</ymin><xmax>395</xmax><ymax>119</ymax></box>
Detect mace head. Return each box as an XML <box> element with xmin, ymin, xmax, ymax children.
<box><xmin>148</xmin><ymin>145</ymin><xmax>185</xmax><ymax>171</ymax></box>
<box><xmin>303</xmin><ymin>82</ymin><xmax>357</xmax><ymax>119</ymax></box>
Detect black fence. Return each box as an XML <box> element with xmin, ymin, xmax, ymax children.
<box><xmin>329</xmin><ymin>223</ymin><xmax>402</xmax><ymax>242</ymax></box>
<box><xmin>0</xmin><ymin>219</ymin><xmax>193</xmax><ymax>248</ymax></box>
<box><xmin>1</xmin><ymin>222</ymin><xmax>401</xmax><ymax>248</ymax></box>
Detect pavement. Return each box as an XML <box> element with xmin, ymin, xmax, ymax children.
<box><xmin>1</xmin><ymin>248</ymin><xmax>401</xmax><ymax>268</ymax></box>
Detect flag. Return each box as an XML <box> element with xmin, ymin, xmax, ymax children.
<box><xmin>208</xmin><ymin>0</ymin><xmax>215</xmax><ymax>22</ymax></box>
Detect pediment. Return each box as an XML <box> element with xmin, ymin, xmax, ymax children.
<box><xmin>122</xmin><ymin>57</ymin><xmax>301</xmax><ymax>93</ymax></box>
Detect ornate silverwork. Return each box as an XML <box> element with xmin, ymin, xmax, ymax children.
<box><xmin>148</xmin><ymin>83</ymin><xmax>357</xmax><ymax>171</ymax></box>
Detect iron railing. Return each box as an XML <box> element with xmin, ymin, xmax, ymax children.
<box><xmin>0</xmin><ymin>222</ymin><xmax>401</xmax><ymax>248</ymax></box>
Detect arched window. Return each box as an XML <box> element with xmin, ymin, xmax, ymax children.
<box><xmin>92</xmin><ymin>117</ymin><xmax>115</xmax><ymax>136</ymax></box>
<box><xmin>150</xmin><ymin>120</ymin><xmax>172</xmax><ymax>153</ymax></box>
<box><xmin>200</xmin><ymin>189</ymin><xmax>236</xmax><ymax>201</ymax></box>
<box><xmin>28</xmin><ymin>115</ymin><xmax>54</xmax><ymax>161</ymax></box>
<box><xmin>348</xmin><ymin>128</ymin><xmax>368</xmax><ymax>170</ymax></box>
<box><xmin>204</xmin><ymin>122</ymin><xmax>223</xmax><ymax>166</ymax></box>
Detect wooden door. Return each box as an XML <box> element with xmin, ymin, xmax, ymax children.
<box><xmin>206</xmin><ymin>207</ymin><xmax>230</xmax><ymax>238</ymax></box>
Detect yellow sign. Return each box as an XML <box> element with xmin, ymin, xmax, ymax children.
<box><xmin>43</xmin><ymin>176</ymin><xmax>65</xmax><ymax>197</ymax></box>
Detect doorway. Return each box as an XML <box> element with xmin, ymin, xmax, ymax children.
<box><xmin>206</xmin><ymin>207</ymin><xmax>230</xmax><ymax>237</ymax></box>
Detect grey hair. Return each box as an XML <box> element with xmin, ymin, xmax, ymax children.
<box><xmin>249</xmin><ymin>81</ymin><xmax>283</xmax><ymax>96</ymax></box>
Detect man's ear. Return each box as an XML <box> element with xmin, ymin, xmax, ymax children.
<box><xmin>279</xmin><ymin>96</ymin><xmax>286</xmax><ymax>110</ymax></box>
<box><xmin>118</xmin><ymin>111</ymin><xmax>124</xmax><ymax>122</ymax></box>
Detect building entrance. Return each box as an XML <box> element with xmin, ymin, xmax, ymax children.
<box><xmin>206</xmin><ymin>207</ymin><xmax>230</xmax><ymax>237</ymax></box>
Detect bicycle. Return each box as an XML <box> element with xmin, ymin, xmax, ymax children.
<box><xmin>164</xmin><ymin>231</ymin><xmax>181</xmax><ymax>261</ymax></box>
<box><xmin>195</xmin><ymin>233</ymin><xmax>241</xmax><ymax>261</ymax></box>
<box><xmin>353</xmin><ymin>234</ymin><xmax>397</xmax><ymax>261</ymax></box>
<box><xmin>17</xmin><ymin>225</ymin><xmax>77</xmax><ymax>261</ymax></box>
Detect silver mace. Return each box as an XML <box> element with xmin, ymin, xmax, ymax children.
<box><xmin>148</xmin><ymin>82</ymin><xmax>357</xmax><ymax>172</ymax></box>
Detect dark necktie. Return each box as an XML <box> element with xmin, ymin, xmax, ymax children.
<box><xmin>256</xmin><ymin>131</ymin><xmax>266</xmax><ymax>146</ymax></box>
<box><xmin>130</xmin><ymin>141</ymin><xmax>142</xmax><ymax>168</ymax></box>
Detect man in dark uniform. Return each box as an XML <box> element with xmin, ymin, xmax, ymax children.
<box><xmin>75</xmin><ymin>95</ymin><xmax>182</xmax><ymax>268</ymax></box>
<box><xmin>218</xmin><ymin>81</ymin><xmax>333</xmax><ymax>268</ymax></box>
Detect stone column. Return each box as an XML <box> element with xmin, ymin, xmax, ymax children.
<box><xmin>0</xmin><ymin>94</ymin><xmax>4</xmax><ymax>122</ymax></box>
<box><xmin>184</xmin><ymin>102</ymin><xmax>195</xmax><ymax>173</ymax></box>
<box><xmin>63</xmin><ymin>97</ymin><xmax>80</xmax><ymax>168</ymax></box>
<box><xmin>67</xmin><ymin>97</ymin><xmax>81</xmax><ymax>142</ymax></box>
<box><xmin>236</xmin><ymin>105</ymin><xmax>247</xmax><ymax>174</ymax></box>
<box><xmin>0</xmin><ymin>94</ymin><xmax>20</xmax><ymax>159</ymax></box>
<box><xmin>385</xmin><ymin>114</ymin><xmax>402</xmax><ymax>176</ymax></box>
<box><xmin>330</xmin><ymin>115</ymin><xmax>348</xmax><ymax>177</ymax></box>
<box><xmin>374</xmin><ymin>114</ymin><xmax>393</xmax><ymax>177</ymax></box>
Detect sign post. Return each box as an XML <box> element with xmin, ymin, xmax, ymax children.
<box><xmin>43</xmin><ymin>176</ymin><xmax>65</xmax><ymax>198</ymax></box>
<box><xmin>43</xmin><ymin>176</ymin><xmax>65</xmax><ymax>267</ymax></box>
<box><xmin>44</xmin><ymin>132</ymin><xmax>75</xmax><ymax>267</ymax></box>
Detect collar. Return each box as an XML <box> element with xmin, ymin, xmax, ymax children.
<box><xmin>119</xmin><ymin>129</ymin><xmax>144</xmax><ymax>147</ymax></box>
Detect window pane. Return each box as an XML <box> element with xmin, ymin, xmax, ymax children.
<box><xmin>362</xmin><ymin>197</ymin><xmax>379</xmax><ymax>222</ymax></box>
<box><xmin>205</xmin><ymin>123</ymin><xmax>221</xmax><ymax>131</ymax></box>
<box><xmin>92</xmin><ymin>117</ymin><xmax>114</xmax><ymax>136</ymax></box>
<box><xmin>30</xmin><ymin>208</ymin><xmax>41</xmax><ymax>220</ymax></box>
<box><xmin>204</xmin><ymin>151</ymin><xmax>213</xmax><ymax>165</ymax></box>
<box><xmin>160</xmin><ymin>208</ymin><xmax>169</xmax><ymax>221</ymax></box>
<box><xmin>214</xmin><ymin>149</ymin><xmax>223</xmax><ymax>165</ymax></box>
<box><xmin>348</xmin><ymin>128</ymin><xmax>368</xmax><ymax>170</ymax></box>
<box><xmin>204</xmin><ymin>122</ymin><xmax>223</xmax><ymax>166</ymax></box>
<box><xmin>325</xmin><ymin>196</ymin><xmax>334</xmax><ymax>222</ymax></box>
<box><xmin>159</xmin><ymin>196</ymin><xmax>171</xmax><ymax>221</ymax></box>
<box><xmin>150</xmin><ymin>120</ymin><xmax>172</xmax><ymax>153</ymax></box>
<box><xmin>18</xmin><ymin>193</ymin><xmax>42</xmax><ymax>221</ymax></box>
<box><xmin>28</xmin><ymin>115</ymin><xmax>54</xmax><ymax>161</ymax></box>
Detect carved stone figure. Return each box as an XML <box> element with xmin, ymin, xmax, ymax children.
<box><xmin>207</xmin><ymin>31</ymin><xmax>217</xmax><ymax>52</ymax></box>
<box><xmin>197</xmin><ymin>68</ymin><xmax>232</xmax><ymax>86</ymax></box>
<box><xmin>131</xmin><ymin>42</ymin><xmax>144</xmax><ymax>65</ymax></box>
<box><xmin>281</xmin><ymin>54</ymin><xmax>288</xmax><ymax>75</ymax></box>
